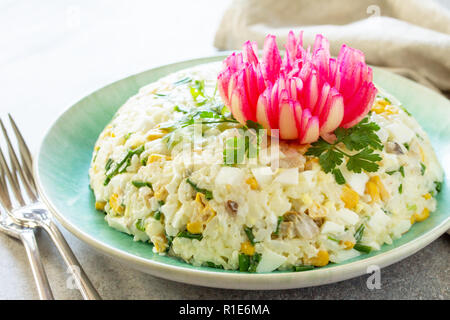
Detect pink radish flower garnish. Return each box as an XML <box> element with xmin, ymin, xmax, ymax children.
<box><xmin>217</xmin><ymin>31</ymin><xmax>377</xmax><ymax>144</ymax></box>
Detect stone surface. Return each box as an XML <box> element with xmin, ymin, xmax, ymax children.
<box><xmin>0</xmin><ymin>0</ymin><xmax>448</xmax><ymax>300</ymax></box>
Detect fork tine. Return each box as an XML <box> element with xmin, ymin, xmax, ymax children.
<box><xmin>8</xmin><ymin>115</ymin><xmax>34</xmax><ymax>174</ymax></box>
<box><xmin>8</xmin><ymin>114</ymin><xmax>37</xmax><ymax>193</ymax></box>
<box><xmin>0</xmin><ymin>164</ymin><xmax>13</xmax><ymax>210</ymax></box>
<box><xmin>0</xmin><ymin>144</ymin><xmax>25</xmax><ymax>206</ymax></box>
<box><xmin>0</xmin><ymin>119</ymin><xmax>37</xmax><ymax>202</ymax></box>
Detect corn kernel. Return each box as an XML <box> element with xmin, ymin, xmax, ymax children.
<box><xmin>110</xmin><ymin>132</ymin><xmax>116</xmax><ymax>138</ymax></box>
<box><xmin>187</xmin><ymin>221</ymin><xmax>203</xmax><ymax>234</ymax></box>
<box><xmin>154</xmin><ymin>188</ymin><xmax>168</xmax><ymax>201</ymax></box>
<box><xmin>423</xmin><ymin>193</ymin><xmax>432</xmax><ymax>200</ymax></box>
<box><xmin>414</xmin><ymin>208</ymin><xmax>430</xmax><ymax>222</ymax></box>
<box><xmin>147</xmin><ymin>154</ymin><xmax>171</xmax><ymax>164</ymax></box>
<box><xmin>195</xmin><ymin>192</ymin><xmax>206</xmax><ymax>205</ymax></box>
<box><xmin>410</xmin><ymin>215</ymin><xmax>416</xmax><ymax>225</ymax></box>
<box><xmin>245</xmin><ymin>177</ymin><xmax>259</xmax><ymax>190</ymax></box>
<box><xmin>370</xmin><ymin>176</ymin><xmax>389</xmax><ymax>201</ymax></box>
<box><xmin>95</xmin><ymin>201</ymin><xmax>106</xmax><ymax>211</ymax></box>
<box><xmin>240</xmin><ymin>241</ymin><xmax>255</xmax><ymax>256</ymax></box>
<box><xmin>109</xmin><ymin>193</ymin><xmax>124</xmax><ymax>214</ymax></box>
<box><xmin>343</xmin><ymin>241</ymin><xmax>355</xmax><ymax>250</ymax></box>
<box><xmin>419</xmin><ymin>146</ymin><xmax>425</xmax><ymax>162</ymax></box>
<box><xmin>309</xmin><ymin>250</ymin><xmax>329</xmax><ymax>267</ymax></box>
<box><xmin>372</xmin><ymin>100</ymin><xmax>398</xmax><ymax>116</ymax></box>
<box><xmin>94</xmin><ymin>146</ymin><xmax>100</xmax><ymax>151</ymax></box>
<box><xmin>152</xmin><ymin>235</ymin><xmax>168</xmax><ymax>253</ymax></box>
<box><xmin>366</xmin><ymin>181</ymin><xmax>381</xmax><ymax>203</ymax></box>
<box><xmin>146</xmin><ymin>129</ymin><xmax>166</xmax><ymax>141</ymax></box>
<box><xmin>341</xmin><ymin>185</ymin><xmax>359</xmax><ymax>209</ymax></box>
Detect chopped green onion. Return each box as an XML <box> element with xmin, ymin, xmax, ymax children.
<box><xmin>354</xmin><ymin>244</ymin><xmax>372</xmax><ymax>253</ymax></box>
<box><xmin>173</xmin><ymin>77</ymin><xmax>192</xmax><ymax>86</ymax></box>
<box><xmin>328</xmin><ymin>236</ymin><xmax>340</xmax><ymax>243</ymax></box>
<box><xmin>238</xmin><ymin>253</ymin><xmax>250</xmax><ymax>272</ymax></box>
<box><xmin>105</xmin><ymin>158</ymin><xmax>113</xmax><ymax>171</ymax></box>
<box><xmin>398</xmin><ymin>183</ymin><xmax>403</xmax><ymax>194</ymax></box>
<box><xmin>153</xmin><ymin>210</ymin><xmax>161</xmax><ymax>220</ymax></box>
<box><xmin>131</xmin><ymin>181</ymin><xmax>152</xmax><ymax>190</ymax></box>
<box><xmin>386</xmin><ymin>170</ymin><xmax>396</xmax><ymax>175</ymax></box>
<box><xmin>177</xmin><ymin>231</ymin><xmax>203</xmax><ymax>240</ymax></box>
<box><xmin>244</xmin><ymin>226</ymin><xmax>255</xmax><ymax>245</ymax></box>
<box><xmin>293</xmin><ymin>265</ymin><xmax>315</xmax><ymax>272</ymax></box>
<box><xmin>354</xmin><ymin>224</ymin><xmax>365</xmax><ymax>242</ymax></box>
<box><xmin>399</xmin><ymin>166</ymin><xmax>405</xmax><ymax>177</ymax></box>
<box><xmin>135</xmin><ymin>219</ymin><xmax>146</xmax><ymax>232</ymax></box>
<box><xmin>247</xmin><ymin>253</ymin><xmax>262</xmax><ymax>273</ymax></box>
<box><xmin>186</xmin><ymin>178</ymin><xmax>213</xmax><ymax>200</ymax></box>
<box><xmin>434</xmin><ymin>181</ymin><xmax>442</xmax><ymax>193</ymax></box>
<box><xmin>205</xmin><ymin>261</ymin><xmax>223</xmax><ymax>269</ymax></box>
<box><xmin>403</xmin><ymin>143</ymin><xmax>410</xmax><ymax>151</ymax></box>
<box><xmin>273</xmin><ymin>216</ymin><xmax>284</xmax><ymax>236</ymax></box>
<box><xmin>420</xmin><ymin>163</ymin><xmax>426</xmax><ymax>175</ymax></box>
<box><xmin>104</xmin><ymin>146</ymin><xmax>144</xmax><ymax>185</ymax></box>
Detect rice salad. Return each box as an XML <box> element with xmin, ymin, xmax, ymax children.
<box><xmin>89</xmin><ymin>62</ymin><xmax>443</xmax><ymax>272</ymax></box>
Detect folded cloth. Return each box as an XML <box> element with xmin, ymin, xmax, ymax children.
<box><xmin>214</xmin><ymin>0</ymin><xmax>450</xmax><ymax>95</ymax></box>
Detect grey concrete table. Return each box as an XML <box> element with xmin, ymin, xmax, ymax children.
<box><xmin>0</xmin><ymin>0</ymin><xmax>448</xmax><ymax>300</ymax></box>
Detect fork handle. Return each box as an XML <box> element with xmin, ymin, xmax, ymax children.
<box><xmin>40</xmin><ymin>220</ymin><xmax>101</xmax><ymax>300</ymax></box>
<box><xmin>19</xmin><ymin>231</ymin><xmax>54</xmax><ymax>300</ymax></box>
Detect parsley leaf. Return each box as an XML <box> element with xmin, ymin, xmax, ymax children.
<box><xmin>346</xmin><ymin>148</ymin><xmax>382</xmax><ymax>173</ymax></box>
<box><xmin>306</xmin><ymin>117</ymin><xmax>383</xmax><ymax>183</ymax></box>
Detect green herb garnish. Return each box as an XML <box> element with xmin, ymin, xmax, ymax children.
<box><xmin>306</xmin><ymin>117</ymin><xmax>382</xmax><ymax>184</ymax></box>
<box><xmin>407</xmin><ymin>204</ymin><xmax>417</xmax><ymax>211</ymax></box>
<box><xmin>186</xmin><ymin>178</ymin><xmax>213</xmax><ymax>200</ymax></box>
<box><xmin>403</xmin><ymin>143</ymin><xmax>410</xmax><ymax>151</ymax></box>
<box><xmin>177</xmin><ymin>231</ymin><xmax>203</xmax><ymax>240</ymax></box>
<box><xmin>398</xmin><ymin>183</ymin><xmax>403</xmax><ymax>194</ymax></box>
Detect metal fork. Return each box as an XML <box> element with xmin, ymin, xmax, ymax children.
<box><xmin>0</xmin><ymin>115</ymin><xmax>101</xmax><ymax>300</ymax></box>
<box><xmin>0</xmin><ymin>207</ymin><xmax>54</xmax><ymax>299</ymax></box>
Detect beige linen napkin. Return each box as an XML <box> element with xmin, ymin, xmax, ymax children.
<box><xmin>214</xmin><ymin>0</ymin><xmax>450</xmax><ymax>95</ymax></box>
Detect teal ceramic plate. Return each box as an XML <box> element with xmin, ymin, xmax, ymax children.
<box><xmin>35</xmin><ymin>55</ymin><xmax>450</xmax><ymax>290</ymax></box>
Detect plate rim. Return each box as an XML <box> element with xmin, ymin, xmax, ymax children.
<box><xmin>34</xmin><ymin>54</ymin><xmax>450</xmax><ymax>290</ymax></box>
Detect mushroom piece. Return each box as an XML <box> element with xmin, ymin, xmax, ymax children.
<box><xmin>386</xmin><ymin>142</ymin><xmax>404</xmax><ymax>155</ymax></box>
<box><xmin>279</xmin><ymin>211</ymin><xmax>320</xmax><ymax>239</ymax></box>
<box><xmin>225</xmin><ymin>200</ymin><xmax>239</xmax><ymax>215</ymax></box>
